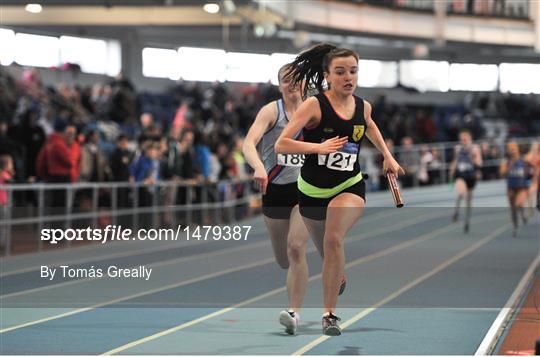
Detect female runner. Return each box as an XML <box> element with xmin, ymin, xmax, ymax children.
<box><xmin>243</xmin><ymin>64</ymin><xmax>345</xmax><ymax>335</ymax></box>
<box><xmin>275</xmin><ymin>44</ymin><xmax>403</xmax><ymax>335</ymax></box>
<box><xmin>449</xmin><ymin>130</ymin><xmax>482</xmax><ymax>233</ymax></box>
<box><xmin>500</xmin><ymin>142</ymin><xmax>534</xmax><ymax>237</ymax></box>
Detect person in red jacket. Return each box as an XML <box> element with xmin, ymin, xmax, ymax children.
<box><xmin>36</xmin><ymin>118</ymin><xmax>73</xmax><ymax>210</ymax></box>
<box><xmin>65</xmin><ymin>125</ymin><xmax>81</xmax><ymax>183</ymax></box>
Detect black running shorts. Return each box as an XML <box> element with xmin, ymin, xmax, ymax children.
<box><xmin>262</xmin><ymin>182</ymin><xmax>298</xmax><ymax>220</ymax></box>
<box><xmin>298</xmin><ymin>179</ymin><xmax>366</xmax><ymax>221</ymax></box>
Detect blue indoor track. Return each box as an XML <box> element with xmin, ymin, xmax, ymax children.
<box><xmin>1</xmin><ymin>181</ymin><xmax>538</xmax><ymax>355</ymax></box>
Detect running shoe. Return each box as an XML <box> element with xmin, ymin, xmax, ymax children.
<box><xmin>279</xmin><ymin>310</ymin><xmax>299</xmax><ymax>335</ymax></box>
<box><xmin>322</xmin><ymin>313</ymin><xmax>341</xmax><ymax>336</ymax></box>
<box><xmin>338</xmin><ymin>275</ymin><xmax>347</xmax><ymax>295</ymax></box>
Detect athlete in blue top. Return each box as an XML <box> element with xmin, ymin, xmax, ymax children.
<box><xmin>500</xmin><ymin>141</ymin><xmax>534</xmax><ymax>237</ymax></box>
<box><xmin>449</xmin><ymin>130</ymin><xmax>482</xmax><ymax>233</ymax></box>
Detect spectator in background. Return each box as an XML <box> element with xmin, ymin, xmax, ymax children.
<box><xmin>11</xmin><ymin>110</ymin><xmax>45</xmax><ymax>182</ymax></box>
<box><xmin>194</xmin><ymin>131</ymin><xmax>211</xmax><ymax>182</ymax></box>
<box><xmin>90</xmin><ymin>83</ymin><xmax>111</xmax><ymax>120</ymax></box>
<box><xmin>19</xmin><ymin>68</ymin><xmax>43</xmax><ymax>99</ymax></box>
<box><xmin>398</xmin><ymin>136</ymin><xmax>418</xmax><ymax>188</ymax></box>
<box><xmin>208</xmin><ymin>145</ymin><xmax>222</xmax><ymax>183</ymax></box>
<box><xmin>79</xmin><ymin>129</ymin><xmax>111</xmax><ymax>210</ymax></box>
<box><xmin>145</xmin><ymin>124</ymin><xmax>163</xmax><ymax>143</ymax></box>
<box><xmin>139</xmin><ymin>113</ymin><xmax>154</xmax><ymax>136</ymax></box>
<box><xmin>65</xmin><ymin>125</ymin><xmax>81</xmax><ymax>183</ymax></box>
<box><xmin>108</xmin><ymin>72</ymin><xmax>139</xmax><ymax>125</ymax></box>
<box><xmin>416</xmin><ymin>109</ymin><xmax>436</xmax><ymax>143</ymax></box>
<box><xmin>0</xmin><ymin>154</ymin><xmax>14</xmax><ymax>250</ymax></box>
<box><xmin>36</xmin><ymin>118</ymin><xmax>72</xmax><ymax>184</ymax></box>
<box><xmin>0</xmin><ymin>154</ymin><xmax>14</xmax><ymax>206</ymax></box>
<box><xmin>428</xmin><ymin>148</ymin><xmax>443</xmax><ymax>185</ymax></box>
<box><xmin>159</xmin><ymin>135</ymin><xmax>179</xmax><ymax>226</ymax></box>
<box><xmin>130</xmin><ymin>142</ymin><xmax>161</xmax><ymax>206</ymax></box>
<box><xmin>0</xmin><ymin>119</ymin><xmax>23</xmax><ymax>181</ymax></box>
<box><xmin>80</xmin><ymin>130</ymin><xmax>110</xmax><ymax>183</ymax></box>
<box><xmin>417</xmin><ymin>145</ymin><xmax>433</xmax><ymax>186</ymax></box>
<box><xmin>111</xmin><ymin>135</ymin><xmax>133</xmax><ymax>182</ymax></box>
<box><xmin>217</xmin><ymin>142</ymin><xmax>236</xmax><ymax>181</ymax></box>
<box><xmin>0</xmin><ymin>68</ymin><xmax>18</xmax><ymax>122</ymax></box>
<box><xmin>232</xmin><ymin>137</ymin><xmax>248</xmax><ymax>179</ymax></box>
<box><xmin>481</xmin><ymin>142</ymin><xmax>495</xmax><ymax>180</ymax></box>
<box><xmin>110</xmin><ymin>134</ymin><xmax>133</xmax><ymax>208</ymax></box>
<box><xmin>178</xmin><ymin>130</ymin><xmax>202</xmax><ymax>183</ymax></box>
<box><xmin>36</xmin><ymin>118</ymin><xmax>73</xmax><ymax>212</ymax></box>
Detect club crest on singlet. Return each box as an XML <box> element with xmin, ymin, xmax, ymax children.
<box><xmin>352</xmin><ymin>125</ymin><xmax>365</xmax><ymax>142</ymax></box>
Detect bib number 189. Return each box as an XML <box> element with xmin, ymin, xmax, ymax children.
<box><xmin>277</xmin><ymin>153</ymin><xmax>304</xmax><ymax>167</ymax></box>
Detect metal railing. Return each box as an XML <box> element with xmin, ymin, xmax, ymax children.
<box><xmin>1</xmin><ymin>137</ymin><xmax>538</xmax><ymax>256</ymax></box>
<box><xmin>0</xmin><ymin>178</ymin><xmax>256</xmax><ymax>256</ymax></box>
<box><xmin>360</xmin><ymin>136</ymin><xmax>539</xmax><ymax>190</ymax></box>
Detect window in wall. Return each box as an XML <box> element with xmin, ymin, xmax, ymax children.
<box><xmin>106</xmin><ymin>40</ymin><xmax>122</xmax><ymax>77</ymax></box>
<box><xmin>399</xmin><ymin>60</ymin><xmax>449</xmax><ymax>92</ymax></box>
<box><xmin>0</xmin><ymin>28</ymin><xmax>15</xmax><ymax>66</ymax></box>
<box><xmin>60</xmin><ymin>36</ymin><xmax>121</xmax><ymax>76</ymax></box>
<box><xmin>449</xmin><ymin>63</ymin><xmax>498</xmax><ymax>91</ymax></box>
<box><xmin>358</xmin><ymin>60</ymin><xmax>398</xmax><ymax>88</ymax></box>
<box><xmin>225</xmin><ymin>52</ymin><xmax>271</xmax><ymax>83</ymax></box>
<box><xmin>178</xmin><ymin>47</ymin><xmax>226</xmax><ymax>82</ymax></box>
<box><xmin>142</xmin><ymin>47</ymin><xmax>180</xmax><ymax>80</ymax></box>
<box><xmin>499</xmin><ymin>63</ymin><xmax>540</xmax><ymax>94</ymax></box>
<box><xmin>14</xmin><ymin>33</ymin><xmax>60</xmax><ymax>68</ymax></box>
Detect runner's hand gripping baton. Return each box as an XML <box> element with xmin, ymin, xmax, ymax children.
<box><xmin>387</xmin><ymin>172</ymin><xmax>404</xmax><ymax>208</ymax></box>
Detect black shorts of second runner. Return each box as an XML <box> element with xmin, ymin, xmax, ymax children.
<box><xmin>298</xmin><ymin>179</ymin><xmax>366</xmax><ymax>221</ymax></box>
<box><xmin>455</xmin><ymin>175</ymin><xmax>476</xmax><ymax>190</ymax></box>
<box><xmin>262</xmin><ymin>182</ymin><xmax>299</xmax><ymax>219</ymax></box>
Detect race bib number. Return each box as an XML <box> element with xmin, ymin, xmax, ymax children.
<box><xmin>318</xmin><ymin>152</ymin><xmax>357</xmax><ymax>171</ymax></box>
<box><xmin>457</xmin><ymin>162</ymin><xmax>473</xmax><ymax>172</ymax></box>
<box><xmin>317</xmin><ymin>141</ymin><xmax>358</xmax><ymax>171</ymax></box>
<box><xmin>277</xmin><ymin>153</ymin><xmax>305</xmax><ymax>167</ymax></box>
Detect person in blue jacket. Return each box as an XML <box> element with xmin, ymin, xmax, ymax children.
<box><xmin>130</xmin><ymin>142</ymin><xmax>161</xmax><ymax>206</ymax></box>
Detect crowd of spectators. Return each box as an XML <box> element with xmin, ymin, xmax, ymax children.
<box><xmin>372</xmin><ymin>136</ymin><xmax>506</xmax><ymax>191</ymax></box>
<box><xmin>0</xmin><ymin>66</ymin><xmax>539</xmax><ymax>208</ymax></box>
<box><xmin>360</xmin><ymin>0</ymin><xmax>529</xmax><ymax>19</ymax></box>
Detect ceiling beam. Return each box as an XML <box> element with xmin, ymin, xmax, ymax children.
<box><xmin>0</xmin><ymin>6</ymin><xmax>247</xmax><ymax>26</ymax></box>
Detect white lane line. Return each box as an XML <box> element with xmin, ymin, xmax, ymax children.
<box><xmin>474</xmin><ymin>253</ymin><xmax>540</xmax><ymax>355</ymax></box>
<box><xmin>0</xmin><ymin>224</ymin><xmax>269</xmax><ymax>277</ymax></box>
<box><xmin>0</xmin><ymin>240</ymin><xmax>270</xmax><ymax>299</ymax></box>
<box><xmin>0</xmin><ymin>208</ymin><xmax>394</xmax><ymax>278</ymax></box>
<box><xmin>0</xmin><ymin>258</ymin><xmax>275</xmax><ymax>334</ymax></box>
<box><xmin>0</xmin><ymin>207</ymin><xmax>425</xmax><ymax>299</ymax></box>
<box><xmin>103</xmin><ymin>217</ymin><xmax>485</xmax><ymax>355</ymax></box>
<box><xmin>0</xmin><ymin>209</ymin><xmax>462</xmax><ymax>335</ymax></box>
<box><xmin>293</xmin><ymin>224</ymin><xmax>510</xmax><ymax>355</ymax></box>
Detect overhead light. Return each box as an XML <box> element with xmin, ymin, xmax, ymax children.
<box><xmin>203</xmin><ymin>3</ymin><xmax>220</xmax><ymax>14</ymax></box>
<box><xmin>25</xmin><ymin>3</ymin><xmax>42</xmax><ymax>13</ymax></box>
